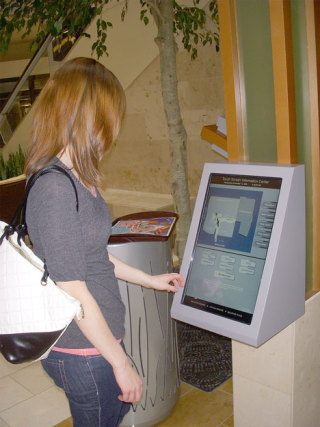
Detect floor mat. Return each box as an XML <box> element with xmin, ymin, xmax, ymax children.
<box><xmin>177</xmin><ymin>322</ymin><xmax>232</xmax><ymax>392</ymax></box>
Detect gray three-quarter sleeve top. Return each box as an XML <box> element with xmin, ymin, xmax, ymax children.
<box><xmin>26</xmin><ymin>158</ymin><xmax>125</xmax><ymax>348</ymax></box>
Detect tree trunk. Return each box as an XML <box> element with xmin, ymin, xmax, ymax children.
<box><xmin>154</xmin><ymin>0</ymin><xmax>192</xmax><ymax>260</ymax></box>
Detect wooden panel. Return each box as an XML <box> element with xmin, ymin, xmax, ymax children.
<box><xmin>315</xmin><ymin>0</ymin><xmax>320</xmax><ymax>151</ymax></box>
<box><xmin>217</xmin><ymin>0</ymin><xmax>245</xmax><ymax>161</ymax></box>
<box><xmin>200</xmin><ymin>125</ymin><xmax>227</xmax><ymax>151</ymax></box>
<box><xmin>306</xmin><ymin>0</ymin><xmax>320</xmax><ymax>291</ymax></box>
<box><xmin>269</xmin><ymin>0</ymin><xmax>297</xmax><ymax>163</ymax></box>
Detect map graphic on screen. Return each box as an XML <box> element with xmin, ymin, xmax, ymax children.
<box><xmin>182</xmin><ymin>173</ymin><xmax>282</xmax><ymax>324</ymax></box>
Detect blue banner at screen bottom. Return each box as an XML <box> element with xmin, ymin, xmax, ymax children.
<box><xmin>182</xmin><ymin>295</ymin><xmax>253</xmax><ymax>325</ymax></box>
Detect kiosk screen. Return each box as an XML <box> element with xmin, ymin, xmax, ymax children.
<box><xmin>182</xmin><ymin>173</ymin><xmax>282</xmax><ymax>324</ymax></box>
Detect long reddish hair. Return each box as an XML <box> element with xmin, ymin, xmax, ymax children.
<box><xmin>25</xmin><ymin>57</ymin><xmax>126</xmax><ymax>187</ymax></box>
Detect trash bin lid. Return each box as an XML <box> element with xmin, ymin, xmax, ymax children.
<box><xmin>109</xmin><ymin>211</ymin><xmax>178</xmax><ymax>243</ymax></box>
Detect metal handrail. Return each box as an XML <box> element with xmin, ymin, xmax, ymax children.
<box><xmin>0</xmin><ymin>34</ymin><xmax>53</xmax><ymax>128</ymax></box>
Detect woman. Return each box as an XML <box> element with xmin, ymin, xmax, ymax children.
<box><xmin>25</xmin><ymin>57</ymin><xmax>184</xmax><ymax>427</ymax></box>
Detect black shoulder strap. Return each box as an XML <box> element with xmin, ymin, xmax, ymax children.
<box><xmin>0</xmin><ymin>164</ymin><xmax>79</xmax><ymax>246</ymax></box>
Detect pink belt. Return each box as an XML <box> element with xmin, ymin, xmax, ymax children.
<box><xmin>52</xmin><ymin>337</ymin><xmax>122</xmax><ymax>356</ymax></box>
<box><xmin>52</xmin><ymin>347</ymin><xmax>101</xmax><ymax>356</ymax></box>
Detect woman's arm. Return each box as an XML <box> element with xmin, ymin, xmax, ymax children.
<box><xmin>56</xmin><ymin>280</ymin><xmax>143</xmax><ymax>403</ymax></box>
<box><xmin>108</xmin><ymin>254</ymin><xmax>185</xmax><ymax>292</ymax></box>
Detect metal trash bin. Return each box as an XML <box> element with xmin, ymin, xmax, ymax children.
<box><xmin>108</xmin><ymin>211</ymin><xmax>179</xmax><ymax>427</ymax></box>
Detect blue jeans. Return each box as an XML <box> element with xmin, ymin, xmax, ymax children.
<box><xmin>41</xmin><ymin>351</ymin><xmax>130</xmax><ymax>426</ymax></box>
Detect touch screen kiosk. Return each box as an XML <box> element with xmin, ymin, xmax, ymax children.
<box><xmin>171</xmin><ymin>162</ymin><xmax>305</xmax><ymax>347</ymax></box>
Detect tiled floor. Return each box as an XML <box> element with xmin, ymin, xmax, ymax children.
<box><xmin>154</xmin><ymin>380</ymin><xmax>233</xmax><ymax>427</ymax></box>
<box><xmin>0</xmin><ymin>351</ymin><xmax>233</xmax><ymax>426</ymax></box>
<box><xmin>0</xmin><ymin>357</ymin><xmax>70</xmax><ymax>427</ymax></box>
<box><xmin>56</xmin><ymin>380</ymin><xmax>233</xmax><ymax>427</ymax></box>
<box><xmin>0</xmin><ymin>356</ymin><xmax>233</xmax><ymax>427</ymax></box>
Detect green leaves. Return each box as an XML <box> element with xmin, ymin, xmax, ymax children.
<box><xmin>95</xmin><ymin>17</ymin><xmax>112</xmax><ymax>58</ymax></box>
<box><xmin>209</xmin><ymin>0</ymin><xmax>220</xmax><ymax>52</ymax></box>
<box><xmin>0</xmin><ymin>0</ymin><xmax>219</xmax><ymax>60</ymax></box>
<box><xmin>140</xmin><ymin>7</ymin><xmax>150</xmax><ymax>26</ymax></box>
<box><xmin>121</xmin><ymin>1</ymin><xmax>128</xmax><ymax>22</ymax></box>
<box><xmin>0</xmin><ymin>145</ymin><xmax>25</xmax><ymax>181</ymax></box>
<box><xmin>173</xmin><ymin>0</ymin><xmax>219</xmax><ymax>60</ymax></box>
<box><xmin>0</xmin><ymin>153</ymin><xmax>6</xmax><ymax>181</ymax></box>
<box><xmin>0</xmin><ymin>0</ymin><xmax>109</xmax><ymax>56</ymax></box>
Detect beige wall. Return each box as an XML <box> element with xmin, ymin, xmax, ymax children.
<box><xmin>0</xmin><ymin>57</ymin><xmax>50</xmax><ymax>80</ymax></box>
<box><xmin>66</xmin><ymin>1</ymin><xmax>159</xmax><ymax>90</ymax></box>
<box><xmin>101</xmin><ymin>44</ymin><xmax>225</xmax><ymax>197</ymax></box>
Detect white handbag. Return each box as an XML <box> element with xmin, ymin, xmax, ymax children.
<box><xmin>0</xmin><ymin>165</ymin><xmax>82</xmax><ymax>364</ymax></box>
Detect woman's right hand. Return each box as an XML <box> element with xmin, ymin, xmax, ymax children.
<box><xmin>113</xmin><ymin>359</ymin><xmax>143</xmax><ymax>403</ymax></box>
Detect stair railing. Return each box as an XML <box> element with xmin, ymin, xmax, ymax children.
<box><xmin>0</xmin><ymin>34</ymin><xmax>53</xmax><ymax>145</ymax></box>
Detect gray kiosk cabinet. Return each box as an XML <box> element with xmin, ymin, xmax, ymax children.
<box><xmin>172</xmin><ymin>162</ymin><xmax>305</xmax><ymax>347</ymax></box>
<box><xmin>108</xmin><ymin>211</ymin><xmax>179</xmax><ymax>427</ymax></box>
